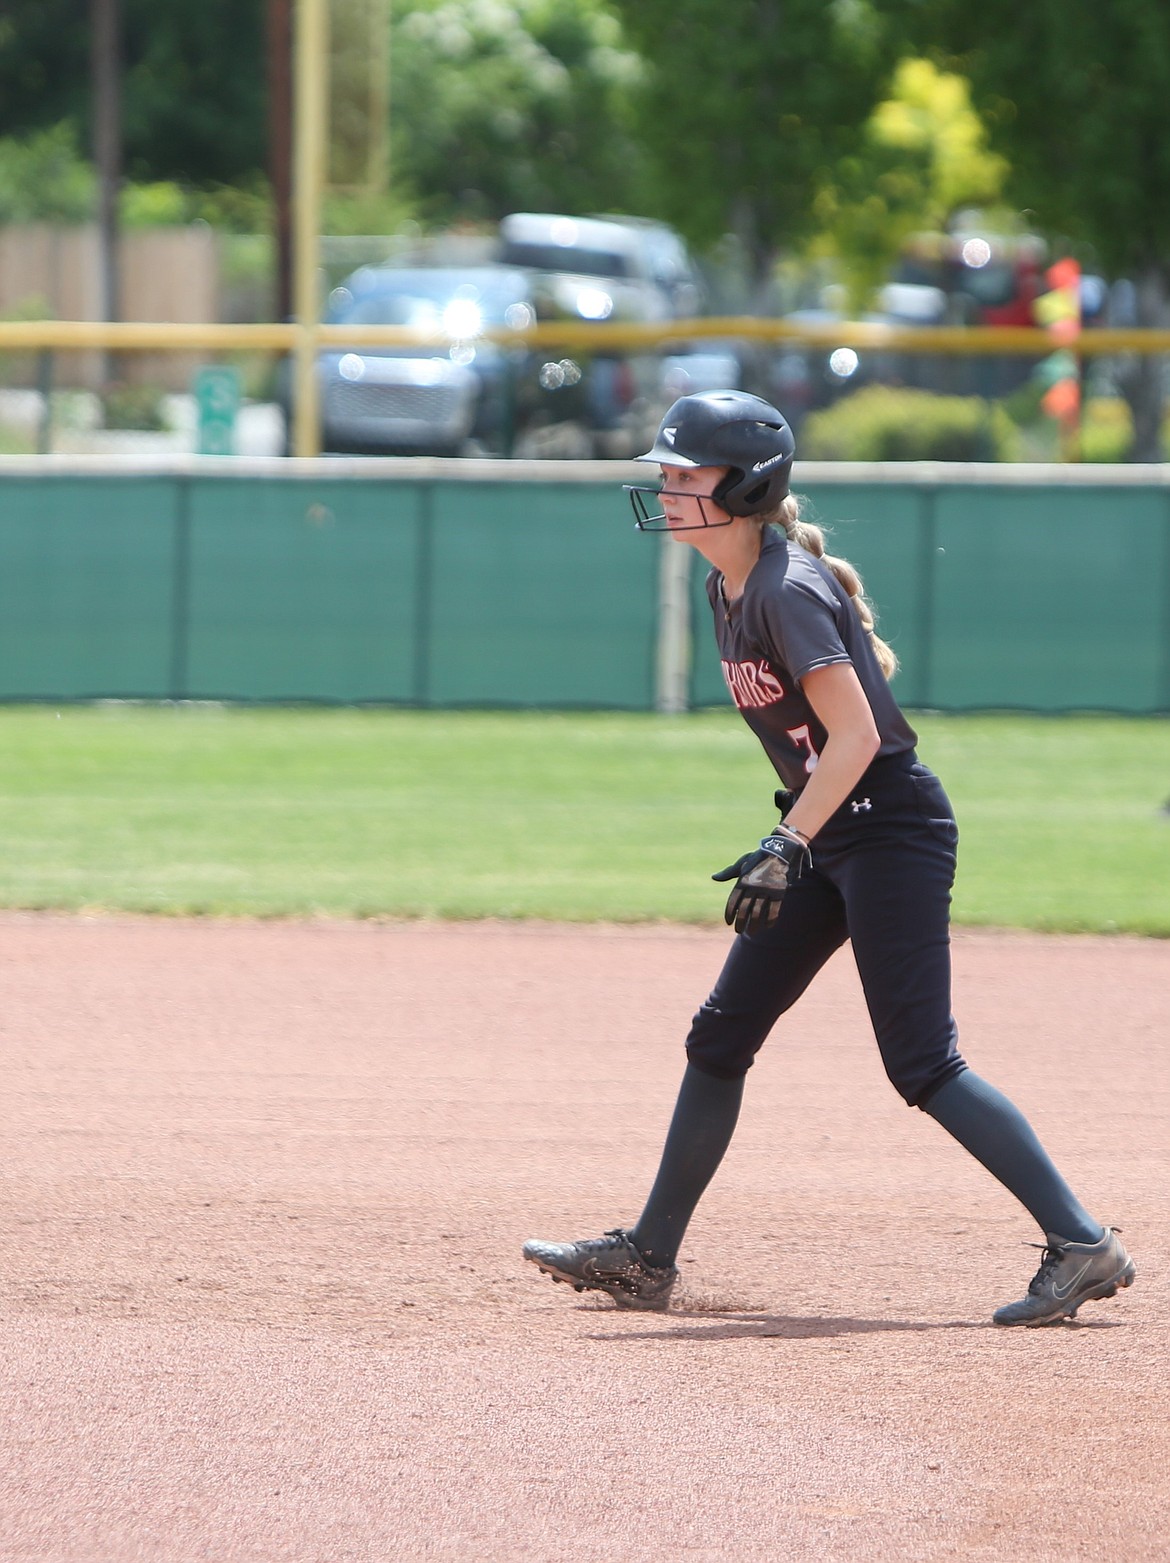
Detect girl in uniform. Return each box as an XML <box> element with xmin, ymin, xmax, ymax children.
<box><xmin>523</xmin><ymin>390</ymin><xmax>1135</xmax><ymax>1327</ymax></box>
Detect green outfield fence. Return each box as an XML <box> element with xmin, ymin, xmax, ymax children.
<box><xmin>0</xmin><ymin>456</ymin><xmax>1168</xmax><ymax>713</ymax></box>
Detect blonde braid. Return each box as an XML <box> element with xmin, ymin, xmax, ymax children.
<box><xmin>766</xmin><ymin>495</ymin><xmax>898</xmax><ymax>680</ymax></box>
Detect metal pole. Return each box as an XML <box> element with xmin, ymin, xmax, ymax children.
<box><xmin>266</xmin><ymin>0</ymin><xmax>294</xmax><ymax>323</ymax></box>
<box><xmin>36</xmin><ymin>351</ymin><xmax>54</xmax><ymax>454</ymax></box>
<box><xmin>292</xmin><ymin>0</ymin><xmax>329</xmax><ymax>457</ymax></box>
<box><xmin>91</xmin><ymin>0</ymin><xmax>122</xmax><ymax>388</ymax></box>
<box><xmin>655</xmin><ymin>534</ymin><xmax>692</xmax><ymax>714</ymax></box>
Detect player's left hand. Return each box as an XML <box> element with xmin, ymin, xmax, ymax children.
<box><xmin>712</xmin><ymin>826</ymin><xmax>811</xmax><ymax>934</ymax></box>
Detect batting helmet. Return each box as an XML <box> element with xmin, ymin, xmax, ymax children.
<box><xmin>634</xmin><ymin>390</ymin><xmax>795</xmax><ymax>521</ymax></box>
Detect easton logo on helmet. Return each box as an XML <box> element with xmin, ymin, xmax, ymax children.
<box><xmin>662</xmin><ymin>427</ymin><xmax>677</xmax><ymax>445</ymax></box>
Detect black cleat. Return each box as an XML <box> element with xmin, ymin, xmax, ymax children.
<box><xmin>993</xmin><ymin>1226</ymin><xmax>1136</xmax><ymax>1326</ymax></box>
<box><xmin>522</xmin><ymin>1228</ymin><xmax>678</xmax><ymax>1311</ymax></box>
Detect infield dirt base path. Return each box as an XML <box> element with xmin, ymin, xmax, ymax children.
<box><xmin>0</xmin><ymin>914</ymin><xmax>1166</xmax><ymax>1562</ymax></box>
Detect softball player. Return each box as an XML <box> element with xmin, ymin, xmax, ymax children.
<box><xmin>523</xmin><ymin>390</ymin><xmax>1135</xmax><ymax>1327</ymax></box>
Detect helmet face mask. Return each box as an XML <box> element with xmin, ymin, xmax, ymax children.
<box><xmin>626</xmin><ymin>478</ymin><xmax>734</xmax><ymax>533</ymax></box>
<box><xmin>626</xmin><ymin>390</ymin><xmax>795</xmax><ymax>532</ymax></box>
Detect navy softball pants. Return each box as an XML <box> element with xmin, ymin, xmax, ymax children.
<box><xmin>686</xmin><ymin>754</ymin><xmax>968</xmax><ymax>1108</ymax></box>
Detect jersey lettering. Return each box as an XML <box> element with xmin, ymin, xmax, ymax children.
<box><xmin>786</xmin><ymin>723</ymin><xmax>820</xmax><ymax>773</ymax></box>
<box><xmin>721</xmin><ymin>658</ymin><xmax>784</xmax><ymax>710</ymax></box>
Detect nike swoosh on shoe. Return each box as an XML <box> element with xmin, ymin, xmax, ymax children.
<box><xmin>1051</xmin><ymin>1260</ymin><xmax>1094</xmax><ymax>1299</ymax></box>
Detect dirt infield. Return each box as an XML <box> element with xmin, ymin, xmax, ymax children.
<box><xmin>0</xmin><ymin>912</ymin><xmax>1166</xmax><ymax>1562</ymax></box>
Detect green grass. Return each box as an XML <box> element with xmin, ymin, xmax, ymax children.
<box><xmin>0</xmin><ymin>705</ymin><xmax>1167</xmax><ymax>933</ymax></box>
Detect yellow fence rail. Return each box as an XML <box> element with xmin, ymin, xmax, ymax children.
<box><xmin>2</xmin><ymin>318</ymin><xmax>1170</xmax><ymax>356</ymax></box>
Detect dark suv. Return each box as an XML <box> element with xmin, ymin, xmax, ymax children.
<box><xmin>308</xmin><ymin>263</ymin><xmax>656</xmax><ymax>457</ymax></box>
<box><xmin>314</xmin><ymin>266</ymin><xmax>529</xmax><ymax>455</ymax></box>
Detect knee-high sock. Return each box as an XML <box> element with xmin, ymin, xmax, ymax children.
<box><xmin>923</xmin><ymin>1070</ymin><xmax>1102</xmax><ymax>1243</ymax></box>
<box><xmin>630</xmin><ymin>1062</ymin><xmax>744</xmax><ymax>1268</ymax></box>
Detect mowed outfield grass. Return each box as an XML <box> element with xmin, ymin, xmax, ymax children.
<box><xmin>0</xmin><ymin>705</ymin><xmax>1167</xmax><ymax>934</ymax></box>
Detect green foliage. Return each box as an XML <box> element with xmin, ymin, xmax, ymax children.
<box><xmin>120</xmin><ymin>182</ymin><xmax>192</xmax><ymax>229</ymax></box>
<box><xmin>0</xmin><ymin>424</ymin><xmax>34</xmax><ymax>455</ymax></box>
<box><xmin>893</xmin><ymin>0</ymin><xmax>1168</xmax><ymax>462</ymax></box>
<box><xmin>1078</xmin><ymin>397</ymin><xmax>1170</xmax><ymax>464</ymax></box>
<box><xmin>1000</xmin><ymin>376</ymin><xmax>1047</xmax><ymax>429</ymax></box>
<box><xmin>0</xmin><ymin>1</ymin><xmax>266</xmax><ymax>186</ymax></box>
<box><xmin>871</xmin><ymin>60</ymin><xmax>1007</xmax><ymax>221</ymax></box>
<box><xmin>1078</xmin><ymin>398</ymin><xmax>1134</xmax><ymax>465</ymax></box>
<box><xmin>998</xmin><ymin>388</ymin><xmax>1169</xmax><ymax>465</ymax></box>
<box><xmin>894</xmin><ymin>1</ymin><xmax>1170</xmax><ymax>285</ymax></box>
<box><xmin>122</xmin><ymin>180</ymin><xmax>273</xmax><ymax>234</ymax></box>
<box><xmin>1005</xmin><ymin>396</ymin><xmax>1140</xmax><ymax>466</ymax></box>
<box><xmin>119</xmin><ymin>2</ymin><xmax>267</xmax><ymax>186</ymax></box>
<box><xmin>390</xmin><ymin>0</ymin><xmax>649</xmax><ymax>223</ymax></box>
<box><xmin>0</xmin><ymin>140</ymin><xmax>418</xmax><ymax>282</ymax></box>
<box><xmin>0</xmin><ymin>1</ymin><xmax>89</xmax><ymax>142</ymax></box>
<box><xmin>802</xmin><ymin>385</ymin><xmax>1021</xmax><ymax>461</ymax></box>
<box><xmin>0</xmin><ymin>707</ymin><xmax>1164</xmax><ymax>934</ymax></box>
<box><xmin>0</xmin><ymin>123</ymin><xmax>94</xmax><ymax>224</ymax></box>
<box><xmin>812</xmin><ymin>57</ymin><xmax>1008</xmax><ymax>311</ymax></box>
<box><xmin>611</xmin><ymin>0</ymin><xmax>899</xmax><ymax>289</ymax></box>
<box><xmin>99</xmin><ymin>383</ymin><xmax>170</xmax><ymax>433</ymax></box>
<box><xmin>321</xmin><ymin>187</ymin><xmax>420</xmax><ymax>240</ymax></box>
<box><xmin>0</xmin><ymin>128</ymin><xmax>276</xmax><ymax>234</ymax></box>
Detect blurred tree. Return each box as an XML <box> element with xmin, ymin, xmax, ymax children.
<box><xmin>0</xmin><ymin>0</ymin><xmax>90</xmax><ymax>137</ymax></box>
<box><xmin>329</xmin><ymin>0</ymin><xmax>390</xmax><ymax>193</ymax></box>
<box><xmin>119</xmin><ymin>3</ymin><xmax>266</xmax><ymax>184</ymax></box>
<box><xmin>895</xmin><ymin>0</ymin><xmax>1170</xmax><ymax>458</ymax></box>
<box><xmin>0</xmin><ymin>0</ymin><xmax>266</xmax><ymax>185</ymax></box>
<box><xmin>389</xmin><ymin>0</ymin><xmax>649</xmax><ymax>223</ymax></box>
<box><xmin>610</xmin><ymin>0</ymin><xmax>899</xmax><ymax>298</ymax></box>
<box><xmin>0</xmin><ymin>0</ymin><xmax>643</xmax><ymax>229</ymax></box>
<box><xmin>811</xmin><ymin>57</ymin><xmax>1008</xmax><ymax>310</ymax></box>
<box><xmin>0</xmin><ymin>124</ymin><xmax>96</xmax><ymax>224</ymax></box>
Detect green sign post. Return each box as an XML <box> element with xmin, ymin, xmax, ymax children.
<box><xmin>193</xmin><ymin>365</ymin><xmax>241</xmax><ymax>455</ymax></box>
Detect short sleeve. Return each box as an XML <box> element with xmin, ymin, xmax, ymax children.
<box><xmin>756</xmin><ymin>574</ymin><xmax>851</xmax><ymax>683</ymax></box>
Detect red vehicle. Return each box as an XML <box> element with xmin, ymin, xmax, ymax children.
<box><xmin>895</xmin><ymin>227</ymin><xmax>1050</xmax><ymax>327</ymax></box>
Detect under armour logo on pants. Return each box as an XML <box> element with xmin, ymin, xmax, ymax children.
<box><xmin>851</xmin><ymin>798</ymin><xmax>872</xmax><ymax>813</ymax></box>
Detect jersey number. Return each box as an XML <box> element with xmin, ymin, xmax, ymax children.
<box><xmin>787</xmin><ymin>724</ymin><xmax>820</xmax><ymax>774</ymax></box>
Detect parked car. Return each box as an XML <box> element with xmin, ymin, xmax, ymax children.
<box><xmin>498</xmin><ymin>211</ymin><xmax>741</xmax><ymax>431</ymax></box>
<box><xmin>299</xmin><ymin>263</ymin><xmax>650</xmax><ymax>458</ymax></box>
<box><xmin>501</xmin><ymin>214</ymin><xmax>719</xmax><ymax>454</ymax></box>
<box><xmin>591</xmin><ymin>214</ymin><xmax>707</xmax><ymax>319</ymax></box>
<box><xmin>498</xmin><ymin>213</ymin><xmax>676</xmax><ymax>319</ymax></box>
<box><xmin>500</xmin><ymin>211</ymin><xmax>709</xmax><ymax>320</ymax></box>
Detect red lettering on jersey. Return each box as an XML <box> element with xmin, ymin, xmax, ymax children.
<box><xmin>721</xmin><ymin>658</ymin><xmax>785</xmax><ymax>710</ymax></box>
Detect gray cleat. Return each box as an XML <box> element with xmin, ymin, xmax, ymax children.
<box><xmin>994</xmin><ymin>1226</ymin><xmax>1136</xmax><ymax>1327</ymax></box>
<box><xmin>522</xmin><ymin>1228</ymin><xmax>678</xmax><ymax>1311</ymax></box>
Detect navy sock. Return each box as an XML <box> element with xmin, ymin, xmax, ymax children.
<box><xmin>630</xmin><ymin>1062</ymin><xmax>744</xmax><ymax>1268</ymax></box>
<box><xmin>923</xmin><ymin>1070</ymin><xmax>1103</xmax><ymax>1243</ymax></box>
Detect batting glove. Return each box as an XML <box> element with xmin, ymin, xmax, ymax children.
<box><xmin>712</xmin><ymin>825</ymin><xmax>812</xmax><ymax>935</ymax></box>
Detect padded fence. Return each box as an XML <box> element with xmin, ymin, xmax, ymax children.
<box><xmin>0</xmin><ymin>456</ymin><xmax>1167</xmax><ymax>713</ymax></box>
<box><xmin>691</xmin><ymin>472</ymin><xmax>1170</xmax><ymax>713</ymax></box>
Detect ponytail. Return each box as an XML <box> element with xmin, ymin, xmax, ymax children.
<box><xmin>768</xmin><ymin>495</ymin><xmax>898</xmax><ymax>680</ymax></box>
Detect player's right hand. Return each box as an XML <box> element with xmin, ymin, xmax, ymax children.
<box><xmin>712</xmin><ymin>827</ymin><xmax>811</xmax><ymax>935</ymax></box>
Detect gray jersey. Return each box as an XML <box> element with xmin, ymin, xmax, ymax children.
<box><xmin>706</xmin><ymin>529</ymin><xmax>917</xmax><ymax>792</ymax></box>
